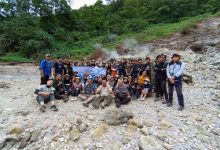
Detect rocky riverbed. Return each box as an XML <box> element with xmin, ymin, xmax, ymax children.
<box><xmin>0</xmin><ymin>17</ymin><xmax>220</xmax><ymax>150</ymax></box>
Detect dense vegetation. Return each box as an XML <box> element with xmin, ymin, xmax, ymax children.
<box><xmin>0</xmin><ymin>0</ymin><xmax>220</xmax><ymax>62</ymax></box>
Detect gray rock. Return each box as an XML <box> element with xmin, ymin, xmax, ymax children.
<box><xmin>0</xmin><ymin>139</ymin><xmax>6</xmax><ymax>149</ymax></box>
<box><xmin>70</xmin><ymin>128</ymin><xmax>80</xmax><ymax>141</ymax></box>
<box><xmin>30</xmin><ymin>128</ymin><xmax>42</xmax><ymax>142</ymax></box>
<box><xmin>139</xmin><ymin>136</ymin><xmax>162</xmax><ymax>150</ymax></box>
<box><xmin>211</xmin><ymin>128</ymin><xmax>220</xmax><ymax>135</ymax></box>
<box><xmin>8</xmin><ymin>123</ymin><xmax>24</xmax><ymax>135</ymax></box>
<box><xmin>19</xmin><ymin>132</ymin><xmax>31</xmax><ymax>149</ymax></box>
<box><xmin>104</xmin><ymin>109</ymin><xmax>133</xmax><ymax>125</ymax></box>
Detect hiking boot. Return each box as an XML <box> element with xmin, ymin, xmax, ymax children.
<box><xmin>162</xmin><ymin>101</ymin><xmax>168</xmax><ymax>104</ymax></box>
<box><xmin>178</xmin><ymin>106</ymin><xmax>184</xmax><ymax>111</ymax></box>
<box><xmin>82</xmin><ymin>103</ymin><xmax>89</xmax><ymax>107</ymax></box>
<box><xmin>154</xmin><ymin>98</ymin><xmax>160</xmax><ymax>102</ymax></box>
<box><xmin>39</xmin><ymin>105</ymin><xmax>46</xmax><ymax>112</ymax></box>
<box><xmin>63</xmin><ymin>97</ymin><xmax>69</xmax><ymax>103</ymax></box>
<box><xmin>50</xmin><ymin>105</ymin><xmax>58</xmax><ymax>111</ymax></box>
<box><xmin>167</xmin><ymin>103</ymin><xmax>173</xmax><ymax>107</ymax></box>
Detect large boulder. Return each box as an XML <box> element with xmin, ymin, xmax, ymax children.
<box><xmin>104</xmin><ymin>109</ymin><xmax>133</xmax><ymax>125</ymax></box>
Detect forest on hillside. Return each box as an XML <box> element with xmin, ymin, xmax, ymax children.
<box><xmin>0</xmin><ymin>0</ymin><xmax>219</xmax><ymax>60</ymax></box>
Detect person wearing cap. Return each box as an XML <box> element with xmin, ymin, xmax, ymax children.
<box><xmin>53</xmin><ymin>57</ymin><xmax>64</xmax><ymax>78</ymax></box>
<box><xmin>167</xmin><ymin>54</ymin><xmax>185</xmax><ymax>111</ymax></box>
<box><xmin>114</xmin><ymin>79</ymin><xmax>131</xmax><ymax>108</ymax></box>
<box><xmin>34</xmin><ymin>79</ymin><xmax>58</xmax><ymax>112</ymax></box>
<box><xmin>80</xmin><ymin>78</ymin><xmax>97</xmax><ymax>107</ymax></box>
<box><xmin>154</xmin><ymin>54</ymin><xmax>168</xmax><ymax>103</ymax></box>
<box><xmin>39</xmin><ymin>54</ymin><xmax>52</xmax><ymax>85</ymax></box>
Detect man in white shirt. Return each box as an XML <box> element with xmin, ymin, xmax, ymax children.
<box><xmin>92</xmin><ymin>79</ymin><xmax>113</xmax><ymax>109</ymax></box>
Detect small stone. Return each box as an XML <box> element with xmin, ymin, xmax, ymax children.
<box><xmin>159</xmin><ymin>120</ymin><xmax>172</xmax><ymax>131</ymax></box>
<box><xmin>5</xmin><ymin>134</ymin><xmax>20</xmax><ymax>142</ymax></box>
<box><xmin>193</xmin><ymin>115</ymin><xmax>203</xmax><ymax>121</ymax></box>
<box><xmin>163</xmin><ymin>143</ymin><xmax>172</xmax><ymax>150</ymax></box>
<box><xmin>140</xmin><ymin>127</ymin><xmax>149</xmax><ymax>135</ymax></box>
<box><xmin>211</xmin><ymin>128</ymin><xmax>220</xmax><ymax>135</ymax></box>
<box><xmin>59</xmin><ymin>137</ymin><xmax>65</xmax><ymax>142</ymax></box>
<box><xmin>78</xmin><ymin>123</ymin><xmax>88</xmax><ymax>132</ymax></box>
<box><xmin>8</xmin><ymin>123</ymin><xmax>24</xmax><ymax>135</ymax></box>
<box><xmin>70</xmin><ymin>128</ymin><xmax>80</xmax><ymax>141</ymax></box>
<box><xmin>30</xmin><ymin>128</ymin><xmax>42</xmax><ymax>142</ymax></box>
<box><xmin>139</xmin><ymin>136</ymin><xmax>162</xmax><ymax>150</ymax></box>
<box><xmin>127</xmin><ymin>119</ymin><xmax>143</xmax><ymax>128</ymax></box>
<box><xmin>18</xmin><ymin>132</ymin><xmax>31</xmax><ymax>149</ymax></box>
<box><xmin>157</xmin><ymin>133</ymin><xmax>168</xmax><ymax>141</ymax></box>
<box><xmin>92</xmin><ymin>123</ymin><xmax>108</xmax><ymax>139</ymax></box>
<box><xmin>0</xmin><ymin>139</ymin><xmax>6</xmax><ymax>149</ymax></box>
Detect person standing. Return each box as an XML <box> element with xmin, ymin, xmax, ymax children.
<box><xmin>39</xmin><ymin>54</ymin><xmax>52</xmax><ymax>85</ymax></box>
<box><xmin>154</xmin><ymin>55</ymin><xmax>168</xmax><ymax>103</ymax></box>
<box><xmin>53</xmin><ymin>57</ymin><xmax>64</xmax><ymax>78</ymax></box>
<box><xmin>167</xmin><ymin>54</ymin><xmax>185</xmax><ymax>111</ymax></box>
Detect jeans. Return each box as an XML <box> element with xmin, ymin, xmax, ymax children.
<box><xmin>168</xmin><ymin>79</ymin><xmax>184</xmax><ymax>107</ymax></box>
<box><xmin>36</xmin><ymin>94</ymin><xmax>55</xmax><ymax>104</ymax></box>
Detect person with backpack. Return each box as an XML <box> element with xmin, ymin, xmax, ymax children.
<box><xmin>39</xmin><ymin>54</ymin><xmax>52</xmax><ymax>85</ymax></box>
<box><xmin>167</xmin><ymin>54</ymin><xmax>185</xmax><ymax>111</ymax></box>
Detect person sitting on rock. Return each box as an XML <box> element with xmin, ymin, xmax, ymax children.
<box><xmin>166</xmin><ymin>53</ymin><xmax>185</xmax><ymax>111</ymax></box>
<box><xmin>53</xmin><ymin>74</ymin><xmax>68</xmax><ymax>102</ymax></box>
<box><xmin>70</xmin><ymin>77</ymin><xmax>83</xmax><ymax>98</ymax></box>
<box><xmin>79</xmin><ymin>78</ymin><xmax>97</xmax><ymax>107</ymax></box>
<box><xmin>92</xmin><ymin>78</ymin><xmax>113</xmax><ymax>109</ymax></box>
<box><xmin>114</xmin><ymin>79</ymin><xmax>131</xmax><ymax>108</ymax></box>
<box><xmin>34</xmin><ymin>79</ymin><xmax>58</xmax><ymax>112</ymax></box>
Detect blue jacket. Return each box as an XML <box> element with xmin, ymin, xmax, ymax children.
<box><xmin>166</xmin><ymin>61</ymin><xmax>185</xmax><ymax>79</ymax></box>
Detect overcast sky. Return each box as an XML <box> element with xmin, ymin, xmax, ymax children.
<box><xmin>70</xmin><ymin>0</ymin><xmax>107</xmax><ymax>9</ymax></box>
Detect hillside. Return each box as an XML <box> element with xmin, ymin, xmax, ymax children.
<box><xmin>0</xmin><ymin>16</ymin><xmax>219</xmax><ymax>150</ymax></box>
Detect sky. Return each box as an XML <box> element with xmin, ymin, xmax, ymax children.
<box><xmin>70</xmin><ymin>0</ymin><xmax>107</xmax><ymax>9</ymax></box>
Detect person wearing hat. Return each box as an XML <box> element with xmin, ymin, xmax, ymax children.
<box><xmin>39</xmin><ymin>54</ymin><xmax>52</xmax><ymax>85</ymax></box>
<box><xmin>167</xmin><ymin>54</ymin><xmax>185</xmax><ymax>111</ymax></box>
<box><xmin>53</xmin><ymin>56</ymin><xmax>64</xmax><ymax>78</ymax></box>
<box><xmin>34</xmin><ymin>79</ymin><xmax>58</xmax><ymax>112</ymax></box>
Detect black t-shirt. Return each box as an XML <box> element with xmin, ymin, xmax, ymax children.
<box><xmin>54</xmin><ymin>62</ymin><xmax>64</xmax><ymax>75</ymax></box>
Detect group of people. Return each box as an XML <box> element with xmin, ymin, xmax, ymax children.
<box><xmin>35</xmin><ymin>53</ymin><xmax>185</xmax><ymax>112</ymax></box>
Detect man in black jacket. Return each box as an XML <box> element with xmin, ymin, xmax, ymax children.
<box><xmin>154</xmin><ymin>55</ymin><xmax>168</xmax><ymax>103</ymax></box>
